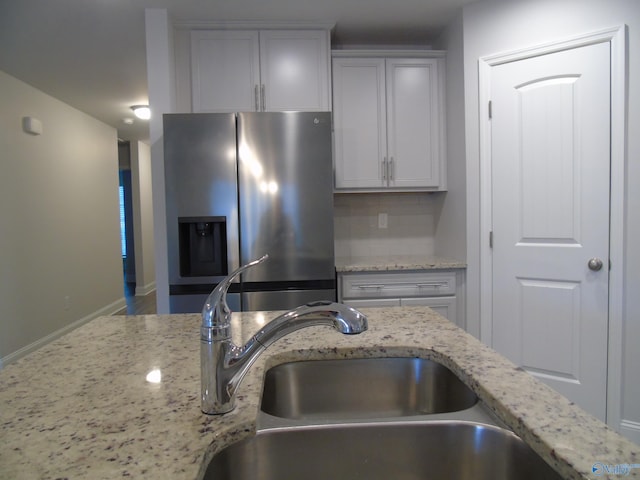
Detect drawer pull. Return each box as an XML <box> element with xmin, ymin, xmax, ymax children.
<box><xmin>416</xmin><ymin>282</ymin><xmax>448</xmax><ymax>288</ymax></box>
<box><xmin>357</xmin><ymin>284</ymin><xmax>385</xmax><ymax>290</ymax></box>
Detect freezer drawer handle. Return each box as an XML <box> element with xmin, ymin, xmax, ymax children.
<box><xmin>357</xmin><ymin>284</ymin><xmax>385</xmax><ymax>290</ymax></box>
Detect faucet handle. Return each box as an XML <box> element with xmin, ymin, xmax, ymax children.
<box><xmin>201</xmin><ymin>254</ymin><xmax>269</xmax><ymax>329</ymax></box>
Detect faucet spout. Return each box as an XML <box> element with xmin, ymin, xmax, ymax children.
<box><xmin>201</xmin><ymin>254</ymin><xmax>268</xmax><ymax>331</ymax></box>
<box><xmin>252</xmin><ymin>300</ymin><xmax>368</xmax><ymax>350</ymax></box>
<box><xmin>200</xmin><ymin>258</ymin><xmax>368</xmax><ymax>415</ymax></box>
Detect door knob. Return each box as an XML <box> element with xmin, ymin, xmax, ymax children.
<box><xmin>588</xmin><ymin>258</ymin><xmax>604</xmax><ymax>271</ymax></box>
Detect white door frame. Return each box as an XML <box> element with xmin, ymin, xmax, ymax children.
<box><xmin>478</xmin><ymin>25</ymin><xmax>627</xmax><ymax>429</ymax></box>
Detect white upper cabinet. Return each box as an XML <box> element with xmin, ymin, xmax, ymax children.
<box><xmin>191</xmin><ymin>29</ymin><xmax>330</xmax><ymax>112</ymax></box>
<box><xmin>333</xmin><ymin>53</ymin><xmax>447</xmax><ymax>191</ymax></box>
<box><xmin>332</xmin><ymin>58</ymin><xmax>387</xmax><ymax>189</ymax></box>
<box><xmin>258</xmin><ymin>31</ymin><xmax>330</xmax><ymax>111</ymax></box>
<box><xmin>191</xmin><ymin>30</ymin><xmax>260</xmax><ymax>112</ymax></box>
<box><xmin>386</xmin><ymin>58</ymin><xmax>444</xmax><ymax>189</ymax></box>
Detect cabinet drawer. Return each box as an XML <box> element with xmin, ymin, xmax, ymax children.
<box><xmin>340</xmin><ymin>271</ymin><xmax>456</xmax><ymax>299</ymax></box>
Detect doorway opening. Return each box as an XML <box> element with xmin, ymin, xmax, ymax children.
<box><xmin>118</xmin><ymin>140</ymin><xmax>136</xmax><ymax>297</ymax></box>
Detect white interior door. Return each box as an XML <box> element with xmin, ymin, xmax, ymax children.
<box><xmin>490</xmin><ymin>42</ymin><xmax>610</xmax><ymax>420</ymax></box>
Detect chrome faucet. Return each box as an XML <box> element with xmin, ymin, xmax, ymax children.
<box><xmin>200</xmin><ymin>254</ymin><xmax>368</xmax><ymax>414</ymax></box>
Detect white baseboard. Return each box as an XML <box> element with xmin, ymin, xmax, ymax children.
<box><xmin>0</xmin><ymin>297</ymin><xmax>127</xmax><ymax>369</ymax></box>
<box><xmin>619</xmin><ymin>420</ymin><xmax>640</xmax><ymax>445</ymax></box>
<box><xmin>135</xmin><ymin>281</ymin><xmax>156</xmax><ymax>297</ymax></box>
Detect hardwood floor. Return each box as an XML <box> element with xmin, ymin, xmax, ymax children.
<box><xmin>112</xmin><ymin>283</ymin><xmax>157</xmax><ymax>315</ymax></box>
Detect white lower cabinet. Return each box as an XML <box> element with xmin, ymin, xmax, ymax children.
<box><xmin>338</xmin><ymin>270</ymin><xmax>462</xmax><ymax>326</ymax></box>
<box><xmin>346</xmin><ymin>298</ymin><xmax>401</xmax><ymax>308</ymax></box>
<box><xmin>400</xmin><ymin>296</ymin><xmax>457</xmax><ymax>324</ymax></box>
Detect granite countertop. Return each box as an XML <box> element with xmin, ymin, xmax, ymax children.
<box><xmin>1</xmin><ymin>307</ymin><xmax>638</xmax><ymax>479</ymax></box>
<box><xmin>335</xmin><ymin>254</ymin><xmax>467</xmax><ymax>272</ymax></box>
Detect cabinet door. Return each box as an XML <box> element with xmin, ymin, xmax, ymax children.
<box><xmin>333</xmin><ymin>58</ymin><xmax>387</xmax><ymax>189</ymax></box>
<box><xmin>386</xmin><ymin>58</ymin><xmax>442</xmax><ymax>188</ymax></box>
<box><xmin>401</xmin><ymin>296</ymin><xmax>457</xmax><ymax>324</ymax></box>
<box><xmin>191</xmin><ymin>30</ymin><xmax>261</xmax><ymax>112</ymax></box>
<box><xmin>259</xmin><ymin>30</ymin><xmax>330</xmax><ymax>111</ymax></box>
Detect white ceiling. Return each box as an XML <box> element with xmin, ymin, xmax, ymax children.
<box><xmin>0</xmin><ymin>0</ymin><xmax>477</xmax><ymax>143</ymax></box>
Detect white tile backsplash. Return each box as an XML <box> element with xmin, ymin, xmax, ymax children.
<box><xmin>334</xmin><ymin>192</ymin><xmax>437</xmax><ymax>258</ymax></box>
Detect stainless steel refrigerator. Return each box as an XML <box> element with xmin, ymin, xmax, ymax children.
<box><xmin>163</xmin><ymin>112</ymin><xmax>335</xmax><ymax>313</ymax></box>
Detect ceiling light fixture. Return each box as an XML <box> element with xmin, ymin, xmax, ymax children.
<box><xmin>131</xmin><ymin>105</ymin><xmax>151</xmax><ymax>120</ymax></box>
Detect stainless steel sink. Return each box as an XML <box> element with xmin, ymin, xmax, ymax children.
<box><xmin>260</xmin><ymin>357</ymin><xmax>478</xmax><ymax>419</ymax></box>
<box><xmin>203</xmin><ymin>421</ymin><xmax>562</xmax><ymax>480</ymax></box>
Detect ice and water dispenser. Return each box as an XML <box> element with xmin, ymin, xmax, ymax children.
<box><xmin>178</xmin><ymin>216</ymin><xmax>227</xmax><ymax>277</ymax></box>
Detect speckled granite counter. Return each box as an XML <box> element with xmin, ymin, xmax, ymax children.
<box><xmin>335</xmin><ymin>254</ymin><xmax>466</xmax><ymax>272</ymax></box>
<box><xmin>1</xmin><ymin>307</ymin><xmax>637</xmax><ymax>479</ymax></box>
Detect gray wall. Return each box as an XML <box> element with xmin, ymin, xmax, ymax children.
<box><xmin>434</xmin><ymin>11</ymin><xmax>467</xmax><ymax>263</ymax></box>
<box><xmin>131</xmin><ymin>141</ymin><xmax>156</xmax><ymax>296</ymax></box>
<box><xmin>0</xmin><ymin>70</ymin><xmax>124</xmax><ymax>365</ymax></box>
<box><xmin>459</xmin><ymin>0</ymin><xmax>640</xmax><ymax>441</ymax></box>
<box><xmin>146</xmin><ymin>9</ymin><xmax>175</xmax><ymax>314</ymax></box>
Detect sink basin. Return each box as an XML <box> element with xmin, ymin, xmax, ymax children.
<box><xmin>260</xmin><ymin>357</ymin><xmax>478</xmax><ymax>419</ymax></box>
<box><xmin>203</xmin><ymin>421</ymin><xmax>562</xmax><ymax>480</ymax></box>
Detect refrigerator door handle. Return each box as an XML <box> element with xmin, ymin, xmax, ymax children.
<box><xmin>261</xmin><ymin>84</ymin><xmax>266</xmax><ymax>111</ymax></box>
<box><xmin>389</xmin><ymin>157</ymin><xmax>395</xmax><ymax>181</ymax></box>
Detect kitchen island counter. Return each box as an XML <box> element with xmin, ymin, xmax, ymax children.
<box><xmin>0</xmin><ymin>307</ymin><xmax>637</xmax><ymax>479</ymax></box>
